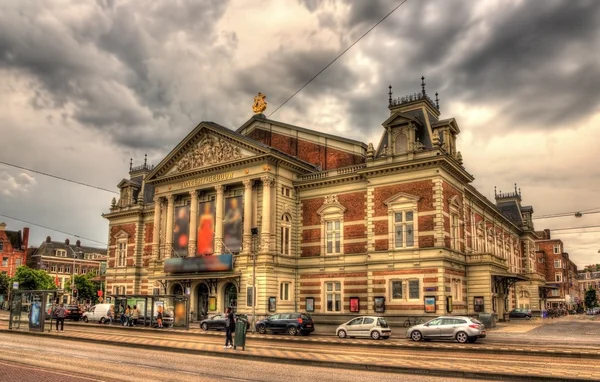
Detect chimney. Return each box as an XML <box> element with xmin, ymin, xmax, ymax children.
<box><xmin>22</xmin><ymin>227</ymin><xmax>30</xmax><ymax>251</ymax></box>
<box><xmin>46</xmin><ymin>236</ymin><xmax>51</xmax><ymax>243</ymax></box>
<box><xmin>544</xmin><ymin>229</ymin><xmax>551</xmax><ymax>240</ymax></box>
<box><xmin>0</xmin><ymin>222</ymin><xmax>6</xmax><ymax>231</ymax></box>
<box><xmin>65</xmin><ymin>238</ymin><xmax>70</xmax><ymax>245</ymax></box>
<box><xmin>76</xmin><ymin>240</ymin><xmax>81</xmax><ymax>247</ymax></box>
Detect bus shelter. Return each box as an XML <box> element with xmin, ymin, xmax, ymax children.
<box><xmin>9</xmin><ymin>289</ymin><xmax>65</xmax><ymax>332</ymax></box>
<box><xmin>108</xmin><ymin>294</ymin><xmax>189</xmax><ymax>330</ymax></box>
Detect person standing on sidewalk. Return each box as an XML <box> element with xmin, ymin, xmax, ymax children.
<box><xmin>54</xmin><ymin>303</ymin><xmax>66</xmax><ymax>332</ymax></box>
<box><xmin>224</xmin><ymin>307</ymin><xmax>235</xmax><ymax>349</ymax></box>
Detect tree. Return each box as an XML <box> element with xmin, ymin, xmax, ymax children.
<box><xmin>12</xmin><ymin>266</ymin><xmax>56</xmax><ymax>290</ymax></box>
<box><xmin>585</xmin><ymin>287</ymin><xmax>598</xmax><ymax>308</ymax></box>
<box><xmin>0</xmin><ymin>273</ymin><xmax>9</xmax><ymax>297</ymax></box>
<box><xmin>65</xmin><ymin>271</ymin><xmax>101</xmax><ymax>304</ymax></box>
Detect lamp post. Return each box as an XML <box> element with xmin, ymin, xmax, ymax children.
<box><xmin>251</xmin><ymin>227</ymin><xmax>258</xmax><ymax>333</ymax></box>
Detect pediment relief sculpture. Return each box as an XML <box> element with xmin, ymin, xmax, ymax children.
<box><xmin>175</xmin><ymin>133</ymin><xmax>247</xmax><ymax>173</ymax></box>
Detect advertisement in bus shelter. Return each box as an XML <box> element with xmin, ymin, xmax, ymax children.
<box><xmin>197</xmin><ymin>200</ymin><xmax>215</xmax><ymax>255</ymax></box>
<box><xmin>223</xmin><ymin>196</ymin><xmax>243</xmax><ymax>253</ymax></box>
<box><xmin>173</xmin><ymin>205</ymin><xmax>190</xmax><ymax>256</ymax></box>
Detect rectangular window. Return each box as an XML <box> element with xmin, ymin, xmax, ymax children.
<box><xmin>450</xmin><ymin>214</ymin><xmax>459</xmax><ymax>250</ymax></box>
<box><xmin>391</xmin><ymin>280</ymin><xmax>403</xmax><ymax>299</ymax></box>
<box><xmin>51</xmin><ymin>265</ymin><xmax>57</xmax><ymax>272</ymax></box>
<box><xmin>56</xmin><ymin>250</ymin><xmax>67</xmax><ymax>257</ymax></box>
<box><xmin>281</xmin><ymin>186</ymin><xmax>291</xmax><ymax>197</ymax></box>
<box><xmin>280</xmin><ymin>282</ymin><xmax>290</xmax><ymax>301</ymax></box>
<box><xmin>394</xmin><ymin>211</ymin><xmax>415</xmax><ymax>248</ymax></box>
<box><xmin>325</xmin><ymin>281</ymin><xmax>342</xmax><ymax>312</ymax></box>
<box><xmin>408</xmin><ymin>279</ymin><xmax>420</xmax><ymax>299</ymax></box>
<box><xmin>65</xmin><ymin>266</ymin><xmax>70</xmax><ymax>273</ymax></box>
<box><xmin>551</xmin><ymin>289</ymin><xmax>560</xmax><ymax>297</ymax></box>
<box><xmin>553</xmin><ymin>245</ymin><xmax>560</xmax><ymax>254</ymax></box>
<box><xmin>554</xmin><ymin>260</ymin><xmax>561</xmax><ymax>268</ymax></box>
<box><xmin>555</xmin><ymin>273</ymin><xmax>562</xmax><ymax>282</ymax></box>
<box><xmin>58</xmin><ymin>266</ymin><xmax>64</xmax><ymax>273</ymax></box>
<box><xmin>452</xmin><ymin>280</ymin><xmax>462</xmax><ymax>301</ymax></box>
<box><xmin>15</xmin><ymin>258</ymin><xmax>21</xmax><ymax>267</ymax></box>
<box><xmin>117</xmin><ymin>241</ymin><xmax>127</xmax><ymax>267</ymax></box>
<box><xmin>1</xmin><ymin>257</ymin><xmax>7</xmax><ymax>267</ymax></box>
<box><xmin>0</xmin><ymin>242</ymin><xmax>3</xmax><ymax>251</ymax></box>
<box><xmin>325</xmin><ymin>220</ymin><xmax>341</xmax><ymax>255</ymax></box>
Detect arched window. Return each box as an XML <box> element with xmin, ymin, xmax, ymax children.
<box><xmin>281</xmin><ymin>214</ymin><xmax>292</xmax><ymax>256</ymax></box>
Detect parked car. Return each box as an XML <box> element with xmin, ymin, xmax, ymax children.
<box><xmin>82</xmin><ymin>303</ymin><xmax>113</xmax><ymax>323</ymax></box>
<box><xmin>255</xmin><ymin>313</ymin><xmax>314</xmax><ymax>336</ymax></box>
<box><xmin>336</xmin><ymin>316</ymin><xmax>391</xmax><ymax>340</ymax></box>
<box><xmin>406</xmin><ymin>316</ymin><xmax>486</xmax><ymax>343</ymax></box>
<box><xmin>586</xmin><ymin>307</ymin><xmax>600</xmax><ymax>315</ymax></box>
<box><xmin>509</xmin><ymin>308</ymin><xmax>532</xmax><ymax>320</ymax></box>
<box><xmin>44</xmin><ymin>304</ymin><xmax>82</xmax><ymax>321</ymax></box>
<box><xmin>200</xmin><ymin>313</ymin><xmax>249</xmax><ymax>331</ymax></box>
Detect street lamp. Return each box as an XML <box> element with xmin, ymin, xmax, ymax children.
<box><xmin>250</xmin><ymin>227</ymin><xmax>258</xmax><ymax>333</ymax></box>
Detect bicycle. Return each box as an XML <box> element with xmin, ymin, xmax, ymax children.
<box><xmin>404</xmin><ymin>317</ymin><xmax>423</xmax><ymax>327</ymax></box>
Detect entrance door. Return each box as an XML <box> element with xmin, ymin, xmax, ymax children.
<box><xmin>197</xmin><ymin>284</ymin><xmax>209</xmax><ymax>320</ymax></box>
<box><xmin>224</xmin><ymin>283</ymin><xmax>237</xmax><ymax>312</ymax></box>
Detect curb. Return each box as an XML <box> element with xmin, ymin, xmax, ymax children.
<box><xmin>1</xmin><ymin>329</ymin><xmax>594</xmax><ymax>382</ymax></box>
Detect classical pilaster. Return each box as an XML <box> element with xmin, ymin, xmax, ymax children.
<box><xmin>214</xmin><ymin>185</ymin><xmax>224</xmax><ymax>253</ymax></box>
<box><xmin>152</xmin><ymin>196</ymin><xmax>162</xmax><ymax>259</ymax></box>
<box><xmin>165</xmin><ymin>195</ymin><xmax>175</xmax><ymax>258</ymax></box>
<box><xmin>260</xmin><ymin>176</ymin><xmax>274</xmax><ymax>252</ymax></box>
<box><xmin>242</xmin><ymin>179</ymin><xmax>253</xmax><ymax>254</ymax></box>
<box><xmin>189</xmin><ymin>190</ymin><xmax>198</xmax><ymax>256</ymax></box>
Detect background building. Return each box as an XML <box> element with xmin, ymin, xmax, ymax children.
<box><xmin>0</xmin><ymin>222</ymin><xmax>29</xmax><ymax>278</ymax></box>
<box><xmin>578</xmin><ymin>265</ymin><xmax>600</xmax><ymax>307</ymax></box>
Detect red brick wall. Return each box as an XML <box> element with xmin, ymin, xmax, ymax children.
<box><xmin>419</xmin><ymin>235</ymin><xmax>434</xmax><ymax>248</ymax></box>
<box><xmin>301</xmin><ymin>246</ymin><xmax>320</xmax><ymax>257</ymax></box>
<box><xmin>144</xmin><ymin>223</ymin><xmax>153</xmax><ymax>244</ymax></box>
<box><xmin>337</xmin><ymin>192</ymin><xmax>366</xmax><ymax>222</ymax></box>
<box><xmin>302</xmin><ymin>228</ymin><xmax>320</xmax><ymax>243</ymax></box>
<box><xmin>374</xmin><ymin>239</ymin><xmax>388</xmax><ymax>251</ymax></box>
<box><xmin>443</xmin><ymin>182</ymin><xmax>463</xmax><ymax>215</ymax></box>
<box><xmin>418</xmin><ymin>215</ymin><xmax>434</xmax><ymax>231</ymax></box>
<box><xmin>302</xmin><ymin>198</ymin><xmax>324</xmax><ymax>226</ymax></box>
<box><xmin>0</xmin><ymin>228</ymin><xmax>27</xmax><ymax>278</ymax></box>
<box><xmin>109</xmin><ymin>224</ymin><xmax>137</xmax><ymax>245</ymax></box>
<box><xmin>246</xmin><ymin>129</ymin><xmax>364</xmax><ymax>170</ymax></box>
<box><xmin>373</xmin><ymin>180</ymin><xmax>434</xmax><ymax>217</ymax></box>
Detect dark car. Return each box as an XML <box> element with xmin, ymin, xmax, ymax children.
<box><xmin>255</xmin><ymin>313</ymin><xmax>314</xmax><ymax>336</ymax></box>
<box><xmin>200</xmin><ymin>313</ymin><xmax>249</xmax><ymax>331</ymax></box>
<box><xmin>509</xmin><ymin>308</ymin><xmax>532</xmax><ymax>320</ymax></box>
<box><xmin>44</xmin><ymin>304</ymin><xmax>82</xmax><ymax>321</ymax></box>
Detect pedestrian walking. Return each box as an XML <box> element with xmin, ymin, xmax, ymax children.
<box><xmin>54</xmin><ymin>303</ymin><xmax>66</xmax><ymax>332</ymax></box>
<box><xmin>157</xmin><ymin>306</ymin><xmax>164</xmax><ymax>328</ymax></box>
<box><xmin>124</xmin><ymin>305</ymin><xmax>131</xmax><ymax>327</ymax></box>
<box><xmin>108</xmin><ymin>305</ymin><xmax>115</xmax><ymax>325</ymax></box>
<box><xmin>224</xmin><ymin>307</ymin><xmax>235</xmax><ymax>349</ymax></box>
<box><xmin>130</xmin><ymin>305</ymin><xmax>140</xmax><ymax>327</ymax></box>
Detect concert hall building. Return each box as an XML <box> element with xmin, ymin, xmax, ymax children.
<box><xmin>103</xmin><ymin>81</ymin><xmax>546</xmax><ymax>324</ymax></box>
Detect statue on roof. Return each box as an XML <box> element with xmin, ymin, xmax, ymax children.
<box><xmin>252</xmin><ymin>92</ymin><xmax>267</xmax><ymax>114</ymax></box>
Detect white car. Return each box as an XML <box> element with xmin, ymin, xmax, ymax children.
<box><xmin>82</xmin><ymin>303</ymin><xmax>113</xmax><ymax>323</ymax></box>
<box><xmin>336</xmin><ymin>316</ymin><xmax>391</xmax><ymax>340</ymax></box>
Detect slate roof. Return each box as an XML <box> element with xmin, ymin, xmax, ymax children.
<box><xmin>2</xmin><ymin>230</ymin><xmax>23</xmax><ymax>249</ymax></box>
<box><xmin>30</xmin><ymin>240</ymin><xmax>107</xmax><ymax>259</ymax></box>
<box><xmin>496</xmin><ymin>200</ymin><xmax>523</xmax><ymax>226</ymax></box>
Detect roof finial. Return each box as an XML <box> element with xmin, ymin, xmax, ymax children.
<box><xmin>388</xmin><ymin>85</ymin><xmax>393</xmax><ymax>106</ymax></box>
<box><xmin>144</xmin><ymin>153</ymin><xmax>147</xmax><ymax>166</ymax></box>
<box><xmin>129</xmin><ymin>158</ymin><xmax>133</xmax><ymax>171</ymax></box>
<box><xmin>421</xmin><ymin>76</ymin><xmax>426</xmax><ymax>96</ymax></box>
<box><xmin>514</xmin><ymin>183</ymin><xmax>518</xmax><ymax>194</ymax></box>
<box><xmin>519</xmin><ymin>188</ymin><xmax>522</xmax><ymax>197</ymax></box>
<box><xmin>494</xmin><ymin>186</ymin><xmax>497</xmax><ymax>197</ymax></box>
<box><xmin>435</xmin><ymin>92</ymin><xmax>440</xmax><ymax>110</ymax></box>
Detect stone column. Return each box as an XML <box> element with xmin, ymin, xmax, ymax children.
<box><xmin>242</xmin><ymin>179</ymin><xmax>253</xmax><ymax>254</ymax></box>
<box><xmin>189</xmin><ymin>190</ymin><xmax>198</xmax><ymax>256</ymax></box>
<box><xmin>214</xmin><ymin>185</ymin><xmax>224</xmax><ymax>254</ymax></box>
<box><xmin>152</xmin><ymin>196</ymin><xmax>162</xmax><ymax>259</ymax></box>
<box><xmin>165</xmin><ymin>195</ymin><xmax>175</xmax><ymax>258</ymax></box>
<box><xmin>260</xmin><ymin>176</ymin><xmax>274</xmax><ymax>252</ymax></box>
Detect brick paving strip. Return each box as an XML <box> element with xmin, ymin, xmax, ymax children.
<box><xmin>1</xmin><ymin>325</ymin><xmax>598</xmax><ymax>382</ymax></box>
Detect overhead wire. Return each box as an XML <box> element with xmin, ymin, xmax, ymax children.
<box><xmin>267</xmin><ymin>0</ymin><xmax>410</xmax><ymax>118</ymax></box>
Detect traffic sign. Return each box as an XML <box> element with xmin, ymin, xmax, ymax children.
<box><xmin>98</xmin><ymin>290</ymin><xmax>103</xmax><ymax>297</ymax></box>
<box><xmin>12</xmin><ymin>282</ymin><xmax>18</xmax><ymax>290</ymax></box>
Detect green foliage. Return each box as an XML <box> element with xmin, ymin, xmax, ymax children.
<box><xmin>12</xmin><ymin>266</ymin><xmax>56</xmax><ymax>290</ymax></box>
<box><xmin>65</xmin><ymin>271</ymin><xmax>101</xmax><ymax>304</ymax></box>
<box><xmin>0</xmin><ymin>273</ymin><xmax>9</xmax><ymax>296</ymax></box>
<box><xmin>585</xmin><ymin>287</ymin><xmax>598</xmax><ymax>308</ymax></box>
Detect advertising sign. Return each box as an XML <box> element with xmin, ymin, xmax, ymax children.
<box><xmin>305</xmin><ymin>297</ymin><xmax>314</xmax><ymax>312</ymax></box>
<box><xmin>268</xmin><ymin>296</ymin><xmax>276</xmax><ymax>312</ymax></box>
<box><xmin>197</xmin><ymin>201</ymin><xmax>215</xmax><ymax>255</ymax></box>
<box><xmin>173</xmin><ymin>205</ymin><xmax>190</xmax><ymax>256</ymax></box>
<box><xmin>164</xmin><ymin>254</ymin><xmax>233</xmax><ymax>273</ymax></box>
<box><xmin>208</xmin><ymin>296</ymin><xmax>217</xmax><ymax>311</ymax></box>
<box><xmin>12</xmin><ymin>282</ymin><xmax>18</xmax><ymax>290</ymax></box>
<box><xmin>349</xmin><ymin>297</ymin><xmax>360</xmax><ymax>313</ymax></box>
<box><xmin>424</xmin><ymin>296</ymin><xmax>437</xmax><ymax>313</ymax></box>
<box><xmin>223</xmin><ymin>196</ymin><xmax>243</xmax><ymax>253</ymax></box>
<box><xmin>374</xmin><ymin>296</ymin><xmax>385</xmax><ymax>313</ymax></box>
<box><xmin>174</xmin><ymin>300</ymin><xmax>186</xmax><ymax>327</ymax></box>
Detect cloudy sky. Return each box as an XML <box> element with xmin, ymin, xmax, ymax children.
<box><xmin>1</xmin><ymin>0</ymin><xmax>599</xmax><ymax>267</ymax></box>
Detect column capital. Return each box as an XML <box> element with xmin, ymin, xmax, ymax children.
<box><xmin>242</xmin><ymin>179</ymin><xmax>253</xmax><ymax>188</ymax></box>
<box><xmin>153</xmin><ymin>196</ymin><xmax>163</xmax><ymax>204</ymax></box>
<box><xmin>166</xmin><ymin>194</ymin><xmax>175</xmax><ymax>203</ymax></box>
<box><xmin>215</xmin><ymin>184</ymin><xmax>224</xmax><ymax>194</ymax></box>
<box><xmin>261</xmin><ymin>175</ymin><xmax>275</xmax><ymax>187</ymax></box>
<box><xmin>189</xmin><ymin>190</ymin><xmax>199</xmax><ymax>199</ymax></box>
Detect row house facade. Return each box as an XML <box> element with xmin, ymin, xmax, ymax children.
<box><xmin>535</xmin><ymin>230</ymin><xmax>580</xmax><ymax>309</ymax></box>
<box><xmin>103</xmin><ymin>81</ymin><xmax>546</xmax><ymax>324</ymax></box>
<box><xmin>577</xmin><ymin>266</ymin><xmax>600</xmax><ymax>306</ymax></box>
<box><xmin>0</xmin><ymin>222</ymin><xmax>29</xmax><ymax>278</ymax></box>
<box><xmin>28</xmin><ymin>237</ymin><xmax>108</xmax><ymax>301</ymax></box>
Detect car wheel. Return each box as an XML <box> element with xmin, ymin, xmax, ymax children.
<box><xmin>100</xmin><ymin>317</ymin><xmax>106</xmax><ymax>324</ymax></box>
<box><xmin>371</xmin><ymin>331</ymin><xmax>381</xmax><ymax>340</ymax></box>
<box><xmin>201</xmin><ymin>323</ymin><xmax>208</xmax><ymax>331</ymax></box>
<box><xmin>456</xmin><ymin>331</ymin><xmax>468</xmax><ymax>343</ymax></box>
<box><xmin>338</xmin><ymin>329</ymin><xmax>347</xmax><ymax>339</ymax></box>
<box><xmin>83</xmin><ymin>316</ymin><xmax>88</xmax><ymax>323</ymax></box>
<box><xmin>467</xmin><ymin>337</ymin><xmax>477</xmax><ymax>343</ymax></box>
<box><xmin>526</xmin><ymin>315</ymin><xmax>531</xmax><ymax>320</ymax></box>
<box><xmin>287</xmin><ymin>326</ymin><xmax>298</xmax><ymax>336</ymax></box>
<box><xmin>257</xmin><ymin>325</ymin><xmax>266</xmax><ymax>334</ymax></box>
<box><xmin>410</xmin><ymin>331</ymin><xmax>422</xmax><ymax>342</ymax></box>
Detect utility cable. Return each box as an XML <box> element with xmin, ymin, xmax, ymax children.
<box><xmin>267</xmin><ymin>0</ymin><xmax>410</xmax><ymax>118</ymax></box>
<box><xmin>0</xmin><ymin>160</ymin><xmax>119</xmax><ymax>195</ymax></box>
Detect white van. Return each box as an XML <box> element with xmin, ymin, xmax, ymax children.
<box><xmin>82</xmin><ymin>304</ymin><xmax>112</xmax><ymax>324</ymax></box>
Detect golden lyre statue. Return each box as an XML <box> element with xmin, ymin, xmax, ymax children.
<box><xmin>252</xmin><ymin>92</ymin><xmax>267</xmax><ymax>114</ymax></box>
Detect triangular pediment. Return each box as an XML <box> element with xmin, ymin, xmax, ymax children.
<box><xmin>146</xmin><ymin>122</ymin><xmax>268</xmax><ymax>181</ymax></box>
<box><xmin>382</xmin><ymin>112</ymin><xmax>421</xmax><ymax>128</ymax></box>
<box><xmin>383</xmin><ymin>192</ymin><xmax>420</xmax><ymax>206</ymax></box>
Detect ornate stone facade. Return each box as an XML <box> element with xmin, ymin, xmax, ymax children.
<box><xmin>176</xmin><ymin>134</ymin><xmax>246</xmax><ymax>172</ymax></box>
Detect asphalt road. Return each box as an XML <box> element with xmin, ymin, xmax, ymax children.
<box><xmin>0</xmin><ymin>332</ymin><xmax>500</xmax><ymax>382</ymax></box>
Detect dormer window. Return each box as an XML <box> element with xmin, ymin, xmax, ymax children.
<box><xmin>56</xmin><ymin>249</ymin><xmax>67</xmax><ymax>257</ymax></box>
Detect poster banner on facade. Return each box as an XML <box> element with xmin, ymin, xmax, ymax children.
<box><xmin>424</xmin><ymin>296</ymin><xmax>436</xmax><ymax>313</ymax></box>
<box><xmin>197</xmin><ymin>200</ymin><xmax>215</xmax><ymax>255</ymax></box>
<box><xmin>305</xmin><ymin>297</ymin><xmax>314</xmax><ymax>312</ymax></box>
<box><xmin>173</xmin><ymin>205</ymin><xmax>190</xmax><ymax>256</ymax></box>
<box><xmin>223</xmin><ymin>196</ymin><xmax>243</xmax><ymax>253</ymax></box>
<box><xmin>349</xmin><ymin>297</ymin><xmax>360</xmax><ymax>313</ymax></box>
<box><xmin>164</xmin><ymin>253</ymin><xmax>233</xmax><ymax>273</ymax></box>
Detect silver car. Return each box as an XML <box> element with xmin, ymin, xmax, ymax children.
<box><xmin>336</xmin><ymin>316</ymin><xmax>391</xmax><ymax>340</ymax></box>
<box><xmin>406</xmin><ymin>316</ymin><xmax>486</xmax><ymax>343</ymax></box>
